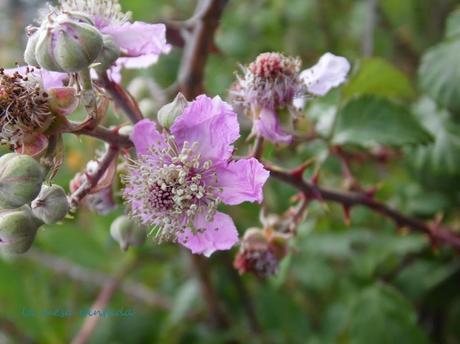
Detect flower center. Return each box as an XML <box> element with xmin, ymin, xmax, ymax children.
<box><xmin>124</xmin><ymin>137</ymin><xmax>221</xmax><ymax>243</ymax></box>
<box><xmin>60</xmin><ymin>0</ymin><xmax>131</xmax><ymax>27</ymax></box>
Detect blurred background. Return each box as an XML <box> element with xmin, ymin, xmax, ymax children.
<box><xmin>1</xmin><ymin>0</ymin><xmax>460</xmax><ymax>343</ymax></box>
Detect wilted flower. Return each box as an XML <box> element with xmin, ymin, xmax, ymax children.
<box><xmin>0</xmin><ymin>66</ymin><xmax>73</xmax><ymax>153</ymax></box>
<box><xmin>230</xmin><ymin>52</ymin><xmax>350</xmax><ymax>143</ymax></box>
<box><xmin>124</xmin><ymin>95</ymin><xmax>270</xmax><ymax>256</ymax></box>
<box><xmin>55</xmin><ymin>0</ymin><xmax>171</xmax><ymax>81</ymax></box>
<box><xmin>234</xmin><ymin>227</ymin><xmax>289</xmax><ymax>278</ymax></box>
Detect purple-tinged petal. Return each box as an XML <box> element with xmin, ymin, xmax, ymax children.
<box><xmin>254</xmin><ymin>107</ymin><xmax>292</xmax><ymax>144</ymax></box>
<box><xmin>216</xmin><ymin>158</ymin><xmax>269</xmax><ymax>205</ymax></box>
<box><xmin>102</xmin><ymin>22</ymin><xmax>171</xmax><ymax>58</ymax></box>
<box><xmin>130</xmin><ymin>119</ymin><xmax>165</xmax><ymax>155</ymax></box>
<box><xmin>171</xmin><ymin>95</ymin><xmax>240</xmax><ymax>163</ymax></box>
<box><xmin>299</xmin><ymin>53</ymin><xmax>350</xmax><ymax>96</ymax></box>
<box><xmin>40</xmin><ymin>70</ymin><xmax>68</xmax><ymax>90</ymax></box>
<box><xmin>177</xmin><ymin>212</ymin><xmax>239</xmax><ymax>257</ymax></box>
<box><xmin>3</xmin><ymin>66</ymin><xmax>67</xmax><ymax>90</ymax></box>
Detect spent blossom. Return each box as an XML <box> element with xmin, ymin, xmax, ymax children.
<box><xmin>0</xmin><ymin>66</ymin><xmax>71</xmax><ymax>153</ymax></box>
<box><xmin>123</xmin><ymin>95</ymin><xmax>270</xmax><ymax>256</ymax></box>
<box><xmin>230</xmin><ymin>52</ymin><xmax>350</xmax><ymax>144</ymax></box>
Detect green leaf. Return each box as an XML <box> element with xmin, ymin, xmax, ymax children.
<box><xmin>419</xmin><ymin>39</ymin><xmax>460</xmax><ymax>112</ymax></box>
<box><xmin>343</xmin><ymin>58</ymin><xmax>415</xmax><ymax>101</ymax></box>
<box><xmin>407</xmin><ymin>97</ymin><xmax>460</xmax><ymax>191</ymax></box>
<box><xmin>446</xmin><ymin>9</ymin><xmax>460</xmax><ymax>39</ymax></box>
<box><xmin>342</xmin><ymin>283</ymin><xmax>429</xmax><ymax>344</ymax></box>
<box><xmin>333</xmin><ymin>96</ymin><xmax>433</xmax><ymax>147</ymax></box>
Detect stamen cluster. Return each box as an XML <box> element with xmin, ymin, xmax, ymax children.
<box><xmin>123</xmin><ymin>135</ymin><xmax>222</xmax><ymax>244</ymax></box>
<box><xmin>60</xmin><ymin>0</ymin><xmax>131</xmax><ymax>26</ymax></box>
<box><xmin>0</xmin><ymin>68</ymin><xmax>52</xmax><ymax>148</ymax></box>
<box><xmin>230</xmin><ymin>52</ymin><xmax>304</xmax><ymax>113</ymax></box>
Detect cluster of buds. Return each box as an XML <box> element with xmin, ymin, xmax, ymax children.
<box><xmin>234</xmin><ymin>227</ymin><xmax>290</xmax><ymax>278</ymax></box>
<box><xmin>25</xmin><ymin>11</ymin><xmax>104</xmax><ymax>73</ymax></box>
<box><xmin>0</xmin><ymin>153</ymin><xmax>69</xmax><ymax>254</ymax></box>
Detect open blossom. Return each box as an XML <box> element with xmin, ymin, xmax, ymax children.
<box><xmin>57</xmin><ymin>0</ymin><xmax>171</xmax><ymax>81</ymax></box>
<box><xmin>0</xmin><ymin>66</ymin><xmax>71</xmax><ymax>153</ymax></box>
<box><xmin>230</xmin><ymin>52</ymin><xmax>350</xmax><ymax>144</ymax></box>
<box><xmin>123</xmin><ymin>95</ymin><xmax>270</xmax><ymax>256</ymax></box>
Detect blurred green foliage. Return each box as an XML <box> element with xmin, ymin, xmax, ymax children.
<box><xmin>1</xmin><ymin>0</ymin><xmax>460</xmax><ymax>343</ymax></box>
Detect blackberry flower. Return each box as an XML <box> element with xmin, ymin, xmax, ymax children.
<box><xmin>124</xmin><ymin>95</ymin><xmax>270</xmax><ymax>256</ymax></box>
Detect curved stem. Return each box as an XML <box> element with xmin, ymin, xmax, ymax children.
<box><xmin>266</xmin><ymin>163</ymin><xmax>460</xmax><ymax>251</ymax></box>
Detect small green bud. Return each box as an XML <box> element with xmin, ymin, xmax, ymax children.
<box><xmin>157</xmin><ymin>93</ymin><xmax>188</xmax><ymax>128</ymax></box>
<box><xmin>31</xmin><ymin>184</ymin><xmax>69</xmax><ymax>224</ymax></box>
<box><xmin>0</xmin><ymin>206</ymin><xmax>40</xmax><ymax>254</ymax></box>
<box><xmin>118</xmin><ymin>125</ymin><xmax>133</xmax><ymax>136</ymax></box>
<box><xmin>110</xmin><ymin>215</ymin><xmax>146</xmax><ymax>251</ymax></box>
<box><xmin>24</xmin><ymin>31</ymin><xmax>40</xmax><ymax>67</ymax></box>
<box><xmin>33</xmin><ymin>12</ymin><xmax>103</xmax><ymax>73</ymax></box>
<box><xmin>0</xmin><ymin>153</ymin><xmax>44</xmax><ymax>209</ymax></box>
<box><xmin>93</xmin><ymin>34</ymin><xmax>120</xmax><ymax>73</ymax></box>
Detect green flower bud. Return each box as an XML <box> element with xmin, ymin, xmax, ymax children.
<box><xmin>0</xmin><ymin>153</ymin><xmax>44</xmax><ymax>209</ymax></box>
<box><xmin>31</xmin><ymin>184</ymin><xmax>69</xmax><ymax>224</ymax></box>
<box><xmin>93</xmin><ymin>34</ymin><xmax>120</xmax><ymax>73</ymax></box>
<box><xmin>110</xmin><ymin>215</ymin><xmax>146</xmax><ymax>252</ymax></box>
<box><xmin>157</xmin><ymin>93</ymin><xmax>188</xmax><ymax>128</ymax></box>
<box><xmin>33</xmin><ymin>12</ymin><xmax>103</xmax><ymax>73</ymax></box>
<box><xmin>24</xmin><ymin>31</ymin><xmax>40</xmax><ymax>67</ymax></box>
<box><xmin>0</xmin><ymin>206</ymin><xmax>41</xmax><ymax>254</ymax></box>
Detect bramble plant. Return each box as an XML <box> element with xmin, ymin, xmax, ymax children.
<box><xmin>2</xmin><ymin>0</ymin><xmax>460</xmax><ymax>342</ymax></box>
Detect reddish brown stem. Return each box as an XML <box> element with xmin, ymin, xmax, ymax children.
<box><xmin>98</xmin><ymin>73</ymin><xmax>144</xmax><ymax>124</ymax></box>
<box><xmin>266</xmin><ymin>164</ymin><xmax>460</xmax><ymax>251</ymax></box>
<box><xmin>69</xmin><ymin>145</ymin><xmax>119</xmax><ymax>209</ymax></box>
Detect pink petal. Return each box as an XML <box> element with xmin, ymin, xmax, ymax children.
<box><xmin>215</xmin><ymin>158</ymin><xmax>269</xmax><ymax>205</ymax></box>
<box><xmin>102</xmin><ymin>21</ymin><xmax>170</xmax><ymax>59</ymax></box>
<box><xmin>300</xmin><ymin>53</ymin><xmax>350</xmax><ymax>96</ymax></box>
<box><xmin>254</xmin><ymin>107</ymin><xmax>292</xmax><ymax>144</ymax></box>
<box><xmin>130</xmin><ymin>119</ymin><xmax>165</xmax><ymax>155</ymax></box>
<box><xmin>4</xmin><ymin>66</ymin><xmax>67</xmax><ymax>90</ymax></box>
<box><xmin>171</xmin><ymin>95</ymin><xmax>240</xmax><ymax>163</ymax></box>
<box><xmin>177</xmin><ymin>212</ymin><xmax>239</xmax><ymax>257</ymax></box>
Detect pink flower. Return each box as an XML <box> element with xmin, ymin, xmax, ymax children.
<box><xmin>230</xmin><ymin>52</ymin><xmax>350</xmax><ymax>144</ymax></box>
<box><xmin>124</xmin><ymin>95</ymin><xmax>270</xmax><ymax>256</ymax></box>
<box><xmin>60</xmin><ymin>0</ymin><xmax>170</xmax><ymax>81</ymax></box>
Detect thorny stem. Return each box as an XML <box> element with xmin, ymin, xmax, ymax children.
<box><xmin>73</xmin><ymin>125</ymin><xmax>132</xmax><ymax>148</ymax></box>
<box><xmin>266</xmin><ymin>163</ymin><xmax>460</xmax><ymax>251</ymax></box>
<box><xmin>69</xmin><ymin>145</ymin><xmax>119</xmax><ymax>209</ymax></box>
<box><xmin>190</xmin><ymin>254</ymin><xmax>230</xmax><ymax>329</ymax></box>
<box><xmin>98</xmin><ymin>73</ymin><xmax>144</xmax><ymax>124</ymax></box>
<box><xmin>71</xmin><ymin>256</ymin><xmax>139</xmax><ymax>344</ymax></box>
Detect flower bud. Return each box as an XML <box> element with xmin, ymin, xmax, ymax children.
<box><xmin>0</xmin><ymin>206</ymin><xmax>41</xmax><ymax>254</ymax></box>
<box><xmin>24</xmin><ymin>31</ymin><xmax>40</xmax><ymax>67</ymax></box>
<box><xmin>0</xmin><ymin>153</ymin><xmax>44</xmax><ymax>209</ymax></box>
<box><xmin>110</xmin><ymin>215</ymin><xmax>146</xmax><ymax>251</ymax></box>
<box><xmin>157</xmin><ymin>93</ymin><xmax>188</xmax><ymax>128</ymax></box>
<box><xmin>31</xmin><ymin>184</ymin><xmax>69</xmax><ymax>224</ymax></box>
<box><xmin>32</xmin><ymin>12</ymin><xmax>103</xmax><ymax>73</ymax></box>
<box><xmin>93</xmin><ymin>34</ymin><xmax>121</xmax><ymax>73</ymax></box>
